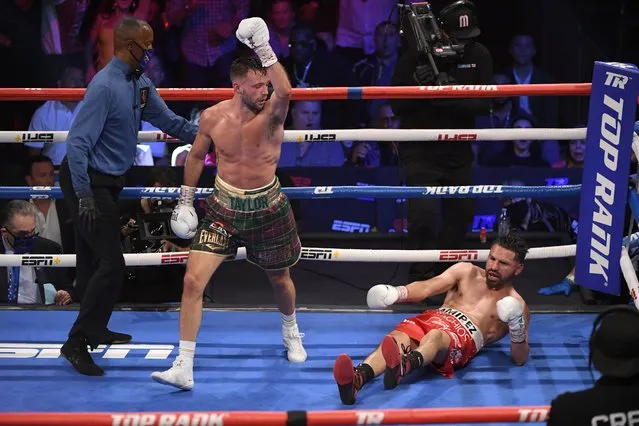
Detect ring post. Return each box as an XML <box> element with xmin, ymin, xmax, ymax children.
<box><xmin>575</xmin><ymin>61</ymin><xmax>639</xmax><ymax>296</ymax></box>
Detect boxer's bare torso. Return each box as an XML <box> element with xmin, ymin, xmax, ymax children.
<box><xmin>440</xmin><ymin>263</ymin><xmax>527</xmax><ymax>344</ymax></box>
<box><xmin>199</xmin><ymin>99</ymin><xmax>285</xmax><ymax>190</ymax></box>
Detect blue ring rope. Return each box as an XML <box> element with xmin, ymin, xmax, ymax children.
<box><xmin>2</xmin><ymin>184</ymin><xmax>582</xmax><ymax>200</ymax></box>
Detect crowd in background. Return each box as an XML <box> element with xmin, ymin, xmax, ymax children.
<box><xmin>0</xmin><ymin>0</ymin><xmax>588</xmax><ymax>171</ymax></box>
<box><xmin>0</xmin><ymin>0</ymin><xmax>619</xmax><ymax>306</ymax></box>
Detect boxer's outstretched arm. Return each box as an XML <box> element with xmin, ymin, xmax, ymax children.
<box><xmin>404</xmin><ymin>262</ymin><xmax>471</xmax><ymax>302</ymax></box>
<box><xmin>143</xmin><ymin>84</ymin><xmax>198</xmax><ymax>144</ymax></box>
<box><xmin>183</xmin><ymin>108</ymin><xmax>215</xmax><ymax>187</ymax></box>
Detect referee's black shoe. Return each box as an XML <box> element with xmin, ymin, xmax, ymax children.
<box><xmin>61</xmin><ymin>337</ymin><xmax>104</xmax><ymax>376</ymax></box>
<box><xmin>101</xmin><ymin>329</ymin><xmax>132</xmax><ymax>344</ymax></box>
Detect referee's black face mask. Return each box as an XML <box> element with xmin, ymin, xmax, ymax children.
<box><xmin>128</xmin><ymin>40</ymin><xmax>154</xmax><ymax>76</ymax></box>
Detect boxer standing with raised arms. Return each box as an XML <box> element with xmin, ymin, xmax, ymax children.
<box><xmin>152</xmin><ymin>17</ymin><xmax>306</xmax><ymax>391</ymax></box>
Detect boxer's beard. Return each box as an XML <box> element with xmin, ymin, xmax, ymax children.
<box><xmin>242</xmin><ymin>92</ymin><xmax>264</xmax><ymax>114</ymax></box>
<box><xmin>486</xmin><ymin>271</ymin><xmax>502</xmax><ymax>289</ymax></box>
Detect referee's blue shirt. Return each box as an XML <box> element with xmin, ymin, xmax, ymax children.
<box><xmin>66</xmin><ymin>57</ymin><xmax>198</xmax><ymax>198</ymax></box>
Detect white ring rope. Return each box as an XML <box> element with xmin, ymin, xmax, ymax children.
<box><xmin>2</xmin><ymin>128</ymin><xmax>587</xmax><ymax>144</ymax></box>
<box><xmin>1</xmin><ymin>244</ymin><xmax>577</xmax><ymax>268</ymax></box>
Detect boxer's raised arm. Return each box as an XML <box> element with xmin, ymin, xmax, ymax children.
<box><xmin>266</xmin><ymin>62</ymin><xmax>292</xmax><ymax>126</ymax></box>
<box><xmin>235</xmin><ymin>17</ymin><xmax>291</xmax><ymax>126</ymax></box>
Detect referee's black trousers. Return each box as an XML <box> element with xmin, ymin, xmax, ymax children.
<box><xmin>59</xmin><ymin>161</ymin><xmax>126</xmax><ymax>349</ymax></box>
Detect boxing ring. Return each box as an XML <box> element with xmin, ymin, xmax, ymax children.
<box><xmin>1</xmin><ymin>61</ymin><xmax>639</xmax><ymax>425</ymax></box>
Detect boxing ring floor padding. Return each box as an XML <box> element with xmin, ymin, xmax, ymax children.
<box><xmin>0</xmin><ymin>310</ymin><xmax>595</xmax><ymax>423</ymax></box>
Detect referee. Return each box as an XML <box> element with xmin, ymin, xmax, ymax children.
<box><xmin>59</xmin><ymin>16</ymin><xmax>198</xmax><ymax>376</ymax></box>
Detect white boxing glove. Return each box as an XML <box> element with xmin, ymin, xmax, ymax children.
<box><xmin>171</xmin><ymin>185</ymin><xmax>198</xmax><ymax>239</ymax></box>
<box><xmin>367</xmin><ymin>284</ymin><xmax>408</xmax><ymax>309</ymax></box>
<box><xmin>496</xmin><ymin>296</ymin><xmax>526</xmax><ymax>343</ymax></box>
<box><xmin>236</xmin><ymin>17</ymin><xmax>277</xmax><ymax>67</ymax></box>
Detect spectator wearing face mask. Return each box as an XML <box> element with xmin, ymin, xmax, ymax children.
<box><xmin>0</xmin><ymin>200</ymin><xmax>76</xmax><ymax>305</ymax></box>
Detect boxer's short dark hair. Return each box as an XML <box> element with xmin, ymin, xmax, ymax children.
<box><xmin>494</xmin><ymin>233</ymin><xmax>529</xmax><ymax>262</ymax></box>
<box><xmin>230</xmin><ymin>56</ymin><xmax>267</xmax><ymax>81</ymax></box>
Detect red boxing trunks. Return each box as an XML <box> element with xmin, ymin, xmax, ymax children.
<box><xmin>190</xmin><ymin>176</ymin><xmax>301</xmax><ymax>270</ymax></box>
<box><xmin>393</xmin><ymin>306</ymin><xmax>485</xmax><ymax>377</ymax></box>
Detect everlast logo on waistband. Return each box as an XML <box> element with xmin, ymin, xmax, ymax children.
<box><xmin>439</xmin><ymin>307</ymin><xmax>478</xmax><ymax>334</ymax></box>
<box><xmin>229</xmin><ymin>195</ymin><xmax>269</xmax><ymax>212</ymax></box>
<box><xmin>198</xmin><ymin>229</ymin><xmax>229</xmax><ymax>247</ymax></box>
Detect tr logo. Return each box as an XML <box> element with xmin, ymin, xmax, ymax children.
<box><xmin>518</xmin><ymin>408</ymin><xmax>549</xmax><ymax>422</ymax></box>
<box><xmin>604</xmin><ymin>71</ymin><xmax>629</xmax><ymax>89</ymax></box>
<box><xmin>356</xmin><ymin>412</ymin><xmax>384</xmax><ymax>424</ymax></box>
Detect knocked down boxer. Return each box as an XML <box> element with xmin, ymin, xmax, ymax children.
<box><xmin>333</xmin><ymin>234</ymin><xmax>531</xmax><ymax>404</ymax></box>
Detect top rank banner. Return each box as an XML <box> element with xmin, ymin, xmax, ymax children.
<box><xmin>576</xmin><ymin>62</ymin><xmax>639</xmax><ymax>295</ymax></box>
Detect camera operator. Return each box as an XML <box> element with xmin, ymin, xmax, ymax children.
<box><xmin>390</xmin><ymin>0</ymin><xmax>493</xmax><ymax>284</ymax></box>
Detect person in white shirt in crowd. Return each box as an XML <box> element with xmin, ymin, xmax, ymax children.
<box><xmin>24</xmin><ymin>155</ymin><xmax>74</xmax><ymax>254</ymax></box>
<box><xmin>278</xmin><ymin>100</ymin><xmax>347</xmax><ymax>167</ymax></box>
<box><xmin>27</xmin><ymin>61</ymin><xmax>154</xmax><ymax>166</ymax></box>
<box><xmin>0</xmin><ymin>200</ymin><xmax>75</xmax><ymax>305</ymax></box>
<box><xmin>27</xmin><ymin>63</ymin><xmax>85</xmax><ymax>165</ymax></box>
